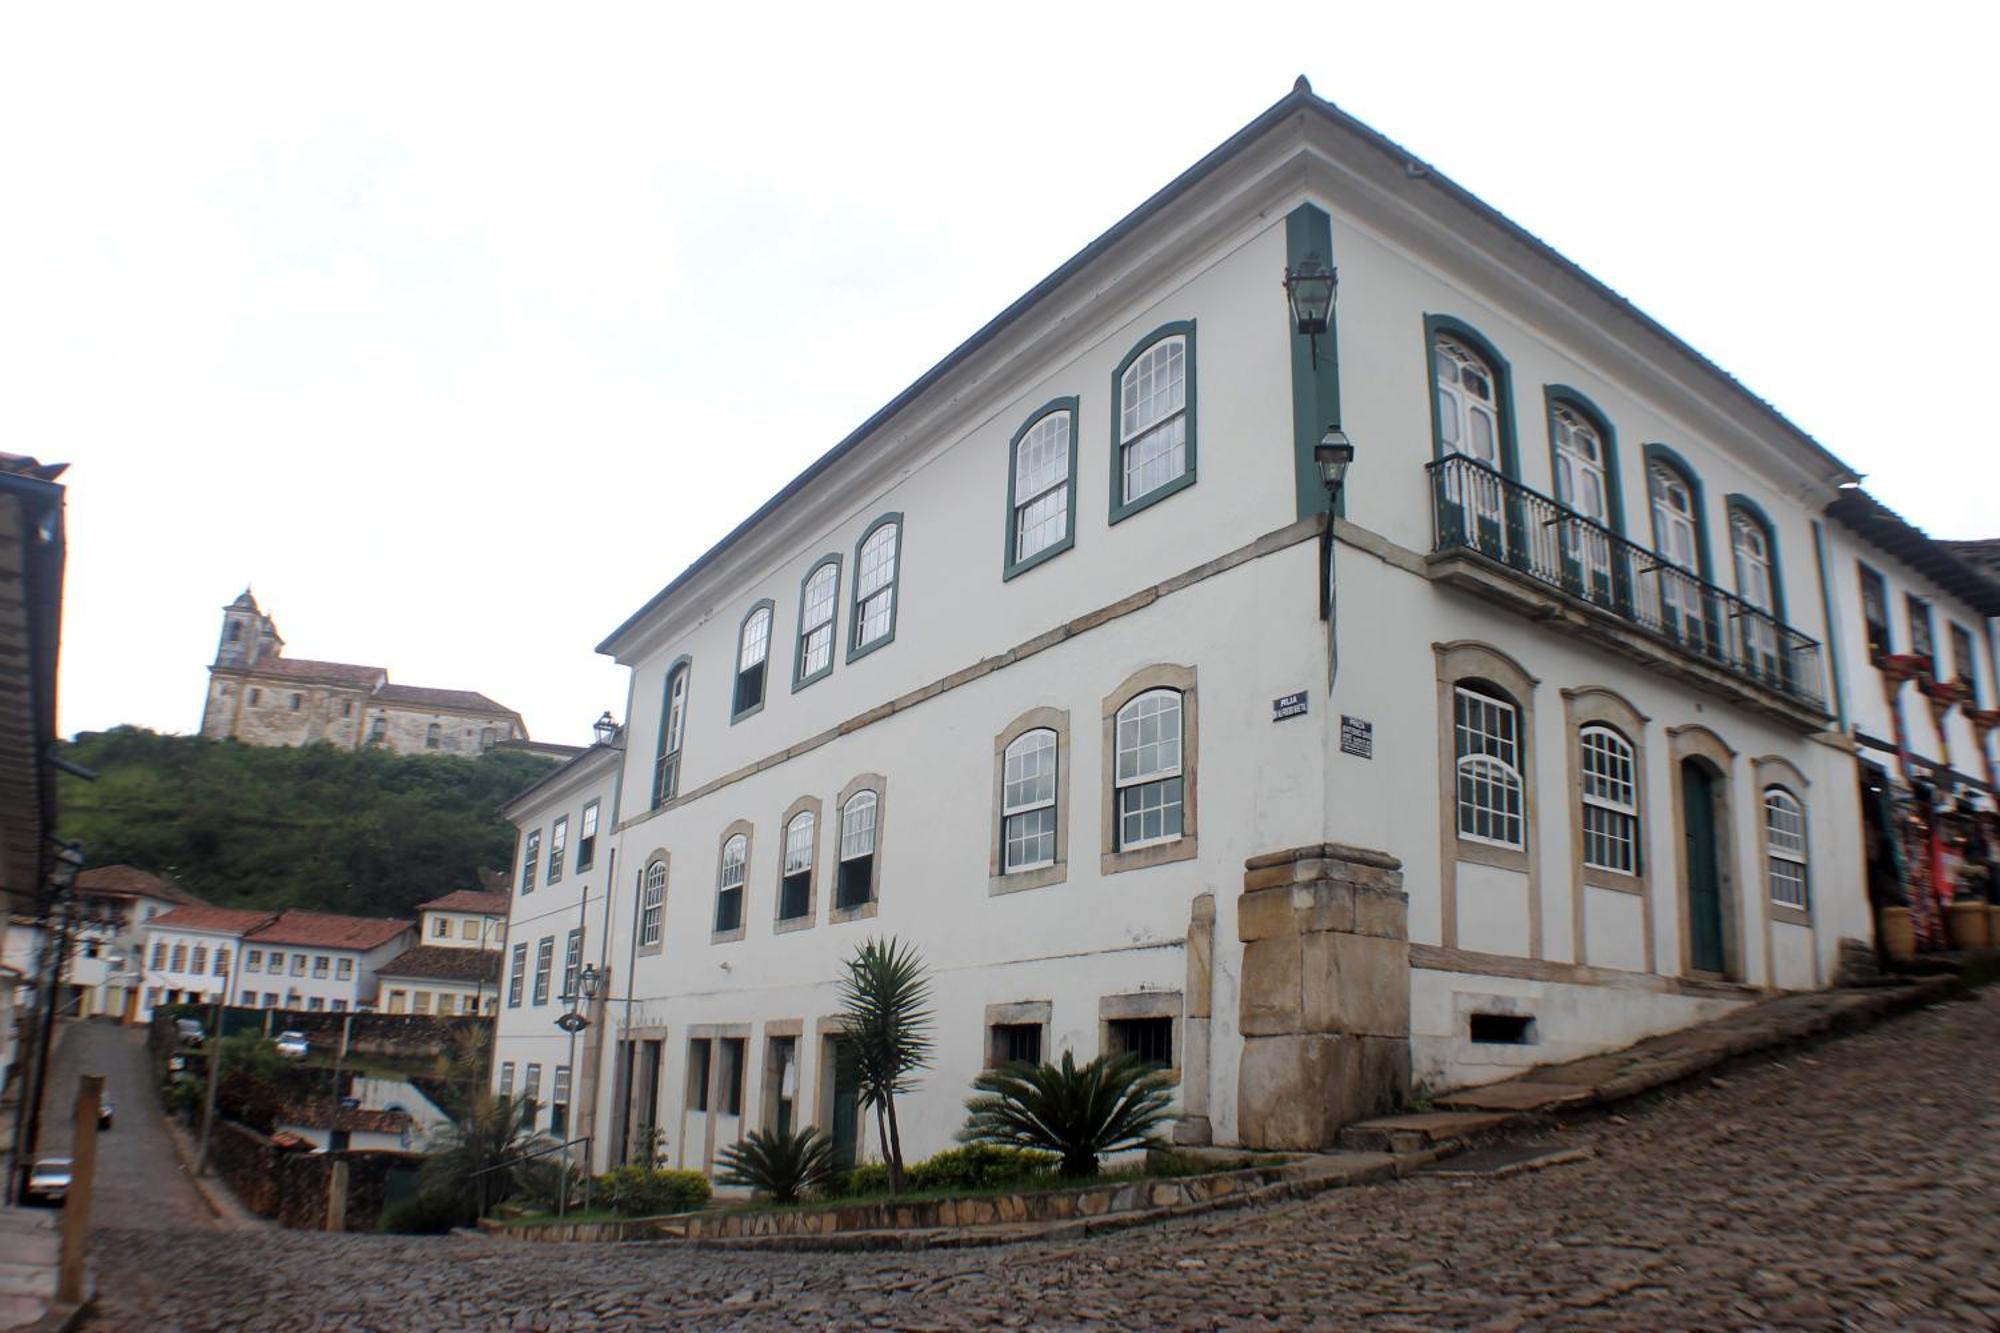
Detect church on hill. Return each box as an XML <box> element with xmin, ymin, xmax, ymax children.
<box><xmin>198</xmin><ymin>590</ymin><xmax>527</xmax><ymax>757</ymax></box>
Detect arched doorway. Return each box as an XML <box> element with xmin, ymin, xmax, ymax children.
<box><xmin>1680</xmin><ymin>757</ymin><xmax>1727</xmax><ymax>974</ymax></box>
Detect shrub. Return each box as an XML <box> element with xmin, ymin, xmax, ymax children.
<box><xmin>378</xmin><ymin>1191</ymin><xmax>464</xmax><ymax>1234</ymax></box>
<box><xmin>592</xmin><ymin>1166</ymin><xmax>711</xmax><ymax>1217</ymax></box>
<box><xmin>906</xmin><ymin>1144</ymin><xmax>1055</xmax><ymax>1192</ymax></box>
<box><xmin>960</xmin><ymin>1051</ymin><xmax>1175</xmax><ymax>1177</ymax></box>
<box><xmin>836</xmin><ymin>1163</ymin><xmax>891</xmax><ymax>1198</ymax></box>
<box><xmin>716</xmin><ymin>1128</ymin><xmax>839</xmax><ymax>1204</ymax></box>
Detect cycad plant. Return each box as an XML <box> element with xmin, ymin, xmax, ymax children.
<box><xmin>419</xmin><ymin>1092</ymin><xmax>553</xmax><ymax>1221</ymax></box>
<box><xmin>716</xmin><ymin>1127</ymin><xmax>840</xmax><ymax>1203</ymax></box>
<box><xmin>836</xmin><ymin>936</ymin><xmax>933</xmax><ymax>1195</ymax></box>
<box><xmin>960</xmin><ymin>1051</ymin><xmax>1175</xmax><ymax>1178</ymax></box>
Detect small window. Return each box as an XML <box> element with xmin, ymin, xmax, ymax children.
<box><xmin>213</xmin><ymin>949</ymin><xmax>230</xmax><ymax>977</ymax></box>
<box><xmin>367</xmin><ymin>716</ymin><xmax>386</xmax><ymax>744</ymax></box>
<box><xmin>289</xmin><ymin>693</ymin><xmax>302</xmax><ymax>711</ymax></box>
<box><xmin>336</xmin><ymin>957</ymin><xmax>353</xmax><ymax>980</ymax></box>
<box><xmin>1007</xmin><ymin>400</ymin><xmax>1078</xmax><ymax>574</ymax></box>
<box><xmin>432</xmin><ymin>916</ymin><xmax>451</xmax><ymax>938</ymax></box>
<box><xmin>479</xmin><ymin>726</ymin><xmax>493</xmax><ymax>747</ymax></box>
<box><xmin>733</xmin><ymin>603</ymin><xmax>774</xmax><ymax>719</ymax></box>
<box><xmin>548</xmin><ymin>816</ymin><xmax>568</xmax><ymax>885</ymax></box>
<box><xmin>641</xmin><ymin>859</ymin><xmax>667</xmax><ymax>947</ymax></box>
<box><xmin>1114</xmin><ymin>328</ymin><xmax>1192</xmax><ymax>516</ymax></box>
<box><xmin>562</xmin><ymin>928</ymin><xmax>584</xmax><ymax>1001</ymax></box>
<box><xmin>523</xmin><ymin>1063</ymin><xmax>542</xmax><ymax>1107</ymax></box>
<box><xmin>1468</xmin><ymin>1013</ymin><xmax>1536</xmax><ymax>1045</ymax></box>
<box><xmin>239</xmin><ymin>990</ymin><xmax>255</xmax><ymax>1005</ymax></box>
<box><xmin>521</xmin><ymin>830</ymin><xmax>541</xmax><ymax>895</ymax></box>
<box><xmin>436</xmin><ymin>993</ymin><xmax>455</xmax><ymax>1016</ymax></box>
<box><xmin>687</xmin><ymin>1039</ymin><xmax>712</xmax><ymax>1112</ymax></box>
<box><xmin>331</xmin><ymin>999</ymin><xmax>347</xmax><ymax>1013</ymax></box>
<box><xmin>1579</xmin><ymin>725</ymin><xmax>1638</xmax><ymax>875</ymax></box>
<box><xmin>191</xmin><ymin>945</ymin><xmax>207</xmax><ymax>973</ymax></box>
<box><xmin>1765</xmin><ymin>788</ymin><xmax>1809</xmax><ymax>910</ymax></box>
<box><xmin>344</xmin><ymin>701</ymin><xmax>354</xmax><ymax>718</ymax></box>
<box><xmin>1002</xmin><ymin>729</ymin><xmax>1058</xmax><ymax>872</ymax></box>
<box><xmin>850</xmin><ymin>517</ymin><xmax>901</xmax><ymax>659</ymax></box>
<box><xmin>779</xmin><ymin>812</ymin><xmax>815</xmax><ymax>920</ymax></box>
<box><xmin>653</xmin><ymin>662</ymin><xmax>690</xmax><ymax>808</ymax></box>
<box><xmin>1951</xmin><ymin>623</ymin><xmax>1981</xmax><ymax>704</ymax></box>
<box><xmin>1113</xmin><ymin>691</ymin><xmax>1184</xmax><ymax>850</ymax></box>
<box><xmin>245</xmin><ymin>949</ymin><xmax>262</xmax><ymax>973</ymax></box>
<box><xmin>577</xmin><ymin>801</ymin><xmax>599</xmax><ymax>872</ymax></box>
<box><xmin>836</xmin><ymin>791</ymin><xmax>878</xmax><ymax>910</ymax></box>
<box><xmin>426</xmin><ymin>722</ymin><xmax>442</xmax><ymax>750</ymax></box>
<box><xmin>290</xmin><ymin>954</ymin><xmax>306</xmax><ymax>977</ymax></box>
<box><xmin>312</xmin><ymin>955</ymin><xmax>329</xmax><ymax>978</ymax></box>
<box><xmin>715</xmin><ymin>837</ymin><xmax>746</xmax><ymax>934</ymax></box>
<box><xmin>1107</xmin><ymin>1016</ymin><xmax>1173</xmax><ymax>1069</ymax></box>
<box><xmin>532</xmin><ymin>937</ymin><xmax>554</xmax><ymax>1006</ymax></box>
<box><xmin>461</xmin><ymin>919</ymin><xmax>479</xmax><ymax>940</ymax></box>
<box><xmin>171</xmin><ymin>944</ymin><xmax>187</xmax><ymax>971</ymax></box>
<box><xmin>719</xmin><ymin>1037</ymin><xmax>746</xmax><ymax>1117</ymax></box>
<box><xmin>795</xmin><ymin>559</ymin><xmax>840</xmax><ymax>688</ymax></box>
<box><xmin>1907</xmin><ymin>595</ymin><xmax>1935</xmax><ymax>666</ymax></box>
<box><xmin>412</xmin><ymin>991</ymin><xmax>432</xmax><ymax>1015</ymax></box>
<box><xmin>1454</xmin><ymin>684</ymin><xmax>1524</xmax><ymax>849</ymax></box>
<box><xmin>266</xmin><ymin>951</ymin><xmax>284</xmax><ymax>974</ymax></box>
<box><xmin>991</xmin><ymin>1022</ymin><xmax>1042</xmax><ymax>1067</ymax></box>
<box><xmin>498</xmin><ymin>1062</ymin><xmax>516</xmax><ymax>1097</ymax></box>
<box><xmin>1858</xmin><ymin>563</ymin><xmax>1891</xmax><ymax>663</ymax></box>
<box><xmin>507</xmin><ymin>944</ymin><xmax>527</xmax><ymax>1007</ymax></box>
<box><xmin>150</xmin><ymin>941</ymin><xmax>166</xmax><ymax>970</ymax></box>
<box><xmin>249</xmin><ymin>688</ymin><xmax>261</xmax><ymax>706</ymax></box>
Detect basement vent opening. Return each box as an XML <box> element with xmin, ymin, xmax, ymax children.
<box><xmin>1469</xmin><ymin>1013</ymin><xmax>1537</xmax><ymax>1045</ymax></box>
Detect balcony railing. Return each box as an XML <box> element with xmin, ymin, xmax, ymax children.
<box><xmin>1427</xmin><ymin>454</ymin><xmax>1826</xmax><ymax>713</ymax></box>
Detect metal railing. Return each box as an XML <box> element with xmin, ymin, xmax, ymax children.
<box><xmin>1427</xmin><ymin>454</ymin><xmax>1826</xmax><ymax>712</ymax></box>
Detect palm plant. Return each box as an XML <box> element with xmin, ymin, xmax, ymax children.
<box><xmin>960</xmin><ymin>1051</ymin><xmax>1175</xmax><ymax>1178</ymax></box>
<box><xmin>716</xmin><ymin>1127</ymin><xmax>840</xmax><ymax>1203</ymax></box>
<box><xmin>419</xmin><ymin>1092</ymin><xmax>553</xmax><ymax>1221</ymax></box>
<box><xmin>836</xmin><ymin>936</ymin><xmax>933</xmax><ymax>1195</ymax></box>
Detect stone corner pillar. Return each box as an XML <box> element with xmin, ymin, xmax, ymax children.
<box><xmin>1171</xmin><ymin>892</ymin><xmax>1216</xmax><ymax>1146</ymax></box>
<box><xmin>1235</xmin><ymin>843</ymin><xmax>1409</xmax><ymax>1151</ymax></box>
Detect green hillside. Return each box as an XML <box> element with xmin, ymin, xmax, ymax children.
<box><xmin>56</xmin><ymin>727</ymin><xmax>557</xmax><ymax>919</ymax></box>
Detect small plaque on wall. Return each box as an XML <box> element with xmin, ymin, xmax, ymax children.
<box><xmin>1340</xmin><ymin>714</ymin><xmax>1373</xmax><ymax>759</ymax></box>
<box><xmin>1272</xmin><ymin>691</ymin><xmax>1309</xmax><ymax>722</ymax></box>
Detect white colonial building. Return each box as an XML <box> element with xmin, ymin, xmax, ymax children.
<box><xmin>495</xmin><ymin>82</ymin><xmax>1997</xmax><ymax>1176</ymax></box>
<box><xmin>140</xmin><ymin>906</ymin><xmax>415</xmax><ymax>1018</ymax></box>
<box><xmin>491</xmin><ymin>733</ymin><xmax>622</xmax><ymax>1143</ymax></box>
<box><xmin>5</xmin><ymin>865</ymin><xmax>202</xmax><ymax>1022</ymax></box>
<box><xmin>140</xmin><ymin>905</ymin><xmax>271</xmax><ymax>1017</ymax></box>
<box><xmin>374</xmin><ymin>889</ymin><xmax>511</xmax><ymax>1017</ymax></box>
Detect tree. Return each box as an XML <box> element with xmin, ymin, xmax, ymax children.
<box><xmin>715</xmin><ymin>1127</ymin><xmax>840</xmax><ymax>1203</ymax></box>
<box><xmin>419</xmin><ymin>1093</ymin><xmax>553</xmax><ymax>1221</ymax></box>
<box><xmin>960</xmin><ymin>1051</ymin><xmax>1175</xmax><ymax>1178</ymax></box>
<box><xmin>835</xmin><ymin>936</ymin><xmax>932</xmax><ymax>1196</ymax></box>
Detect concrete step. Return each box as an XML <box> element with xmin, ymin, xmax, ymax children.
<box><xmin>1432</xmin><ymin>1080</ymin><xmax>1596</xmax><ymax>1113</ymax></box>
<box><xmin>1337</xmin><ymin>1111</ymin><xmax>1514</xmax><ymax>1154</ymax></box>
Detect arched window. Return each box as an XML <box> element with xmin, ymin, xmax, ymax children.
<box><xmin>1550</xmin><ymin>397</ymin><xmax>1615</xmax><ymax>596</ymax></box>
<box><xmin>795</xmin><ymin>559</ymin><xmax>840</xmax><ymax>689</ymax></box>
<box><xmin>778</xmin><ymin>812</ymin><xmax>815</xmax><ymax>921</ymax></box>
<box><xmin>851</xmin><ymin>516</ymin><xmax>901</xmax><ymax>659</ymax></box>
<box><xmin>836</xmin><ymin>791</ymin><xmax>878</xmax><ymax>909</ymax></box>
<box><xmin>715</xmin><ymin>836</ymin><xmax>746</xmax><ymax>934</ymax></box>
<box><xmin>1002</xmin><ymin>729</ymin><xmax>1058</xmax><ymax>872</ymax></box>
<box><xmin>640</xmin><ymin>860</ymin><xmax>667</xmax><ymax>946</ymax></box>
<box><xmin>1008</xmin><ymin>400</ymin><xmax>1077</xmax><ymax>574</ymax></box>
<box><xmin>1112</xmin><ymin>325</ymin><xmax>1194</xmax><ymax>518</ymax></box>
<box><xmin>1764</xmin><ymin>788</ymin><xmax>1808</xmax><ymax>909</ymax></box>
<box><xmin>1578</xmin><ymin>725</ymin><xmax>1638</xmax><ymax>874</ymax></box>
<box><xmin>1648</xmin><ymin>459</ymin><xmax>1706</xmax><ymax>644</ymax></box>
<box><xmin>653</xmin><ymin>661</ymin><xmax>690</xmax><ymax>808</ymax></box>
<box><xmin>1454</xmin><ymin>683</ymin><xmax>1524</xmax><ymax>848</ymax></box>
<box><xmin>733</xmin><ymin>603</ymin><xmax>773</xmax><ymax>720</ymax></box>
<box><xmin>1434</xmin><ymin>337</ymin><xmax>1500</xmax><ymax>469</ymax></box>
<box><xmin>1113</xmin><ymin>690</ymin><xmax>1184</xmax><ymax>849</ymax></box>
<box><xmin>425</xmin><ymin>723</ymin><xmax>441</xmax><ymax>749</ymax></box>
<box><xmin>1730</xmin><ymin>506</ymin><xmax>1780</xmax><ymax>679</ymax></box>
<box><xmin>191</xmin><ymin>945</ymin><xmax>208</xmax><ymax>974</ymax></box>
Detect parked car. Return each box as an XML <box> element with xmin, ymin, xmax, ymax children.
<box><xmin>24</xmin><ymin>1157</ymin><xmax>72</xmax><ymax>1207</ymax></box>
<box><xmin>174</xmin><ymin>1018</ymin><xmax>205</xmax><ymax>1047</ymax></box>
<box><xmin>274</xmin><ymin>1030</ymin><xmax>309</xmax><ymax>1059</ymax></box>
<box><xmin>98</xmin><ymin>1096</ymin><xmax>114</xmax><ymax>1131</ymax></box>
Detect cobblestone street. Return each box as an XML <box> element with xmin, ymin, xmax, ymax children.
<box><xmin>90</xmin><ymin>990</ymin><xmax>2000</xmax><ymax>1330</ymax></box>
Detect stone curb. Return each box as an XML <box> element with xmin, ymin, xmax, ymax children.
<box><xmin>157</xmin><ymin>1106</ymin><xmax>267</xmax><ymax>1231</ymax></box>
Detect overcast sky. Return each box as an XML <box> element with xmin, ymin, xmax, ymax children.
<box><xmin>5</xmin><ymin>3</ymin><xmax>1994</xmax><ymax>746</ymax></box>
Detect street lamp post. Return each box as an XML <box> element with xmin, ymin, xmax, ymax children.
<box><xmin>1314</xmin><ymin>430</ymin><xmax>1356</xmax><ymax>693</ymax></box>
<box><xmin>554</xmin><ymin>962</ymin><xmax>600</xmax><ymax>1219</ymax></box>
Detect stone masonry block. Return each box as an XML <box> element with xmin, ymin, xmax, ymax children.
<box><xmin>1237</xmin><ymin>887</ymin><xmax>1300</xmax><ymax>942</ymax></box>
<box><xmin>1239</xmin><ymin>936</ymin><xmax>1302</xmax><ymax>1037</ymax></box>
<box><xmin>1353</xmin><ymin>886</ymin><xmax>1409</xmax><ymax>941</ymax></box>
<box><xmin>1301</xmin><ymin>880</ymin><xmax>1356</xmax><ymax>935</ymax></box>
<box><xmin>1302</xmin><ymin>931</ymin><xmax>1410</xmax><ymax>1038</ymax></box>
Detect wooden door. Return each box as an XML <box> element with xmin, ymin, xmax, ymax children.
<box><xmin>1682</xmin><ymin>761</ymin><xmax>1725</xmax><ymax>973</ymax></box>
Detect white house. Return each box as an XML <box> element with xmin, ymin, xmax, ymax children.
<box><xmin>6</xmin><ymin>865</ymin><xmax>204</xmax><ymax>1023</ymax></box>
<box><xmin>493</xmin><ymin>732</ymin><xmax>622</xmax><ymax>1144</ymax></box>
<box><xmin>140</xmin><ymin>905</ymin><xmax>272</xmax><ymax>1018</ymax></box>
<box><xmin>237</xmin><ymin>912</ymin><xmax>415</xmax><ymax>1013</ymax></box>
<box><xmin>496</xmin><ymin>81</ymin><xmax>1995</xmax><ymax>1178</ymax></box>
<box><xmin>375</xmin><ymin>889</ymin><xmax>510</xmax><ymax>1017</ymax></box>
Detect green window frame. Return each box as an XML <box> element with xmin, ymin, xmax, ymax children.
<box><xmin>652</xmin><ymin>656</ymin><xmax>691</xmax><ymax>809</ymax></box>
<box><xmin>1003</xmin><ymin>397</ymin><xmax>1079</xmax><ymax>579</ymax></box>
<box><xmin>1424</xmin><ymin>315</ymin><xmax>1520</xmax><ymax>476</ymax></box>
<box><xmin>730</xmin><ymin>599</ymin><xmax>775</xmax><ymax>724</ymax></box>
<box><xmin>792</xmin><ymin>555</ymin><xmax>842</xmax><ymax>692</ymax></box>
<box><xmin>848</xmin><ymin>512</ymin><xmax>903</xmax><ymax>663</ymax></box>
<box><xmin>1108</xmin><ymin>321</ymin><xmax>1196</xmax><ymax>524</ymax></box>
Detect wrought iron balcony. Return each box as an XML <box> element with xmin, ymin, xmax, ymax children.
<box><xmin>1426</xmin><ymin>454</ymin><xmax>1826</xmax><ymax>714</ymax></box>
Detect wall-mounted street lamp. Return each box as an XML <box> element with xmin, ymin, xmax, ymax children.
<box><xmin>1315</xmin><ymin>429</ymin><xmax>1357</xmax><ymax>693</ymax></box>
<box><xmin>1315</xmin><ymin>429</ymin><xmax>1354</xmax><ymax>495</ymax></box>
<box><xmin>591</xmin><ymin>712</ymin><xmax>618</xmax><ymax>747</ymax></box>
<box><xmin>1284</xmin><ymin>253</ymin><xmax>1337</xmax><ymax>366</ymax></box>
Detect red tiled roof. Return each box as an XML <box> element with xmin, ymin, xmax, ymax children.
<box><xmin>147</xmin><ymin>905</ymin><xmax>278</xmax><ymax>936</ymax></box>
<box><xmin>375</xmin><ymin>945</ymin><xmax>504</xmax><ymax>985</ymax></box>
<box><xmin>76</xmin><ymin>865</ymin><xmax>205</xmax><ymax>907</ymax></box>
<box><xmin>278</xmin><ymin>1104</ymin><xmax>411</xmax><ymax>1134</ymax></box>
<box><xmin>244</xmin><ymin>910</ymin><xmax>413</xmax><ymax>952</ymax></box>
<box><xmin>225</xmin><ymin>657</ymin><xmax>386</xmax><ymax>689</ymax></box>
<box><xmin>372</xmin><ymin>684</ymin><xmax>515</xmax><ymax>716</ymax></box>
<box><xmin>416</xmin><ymin>889</ymin><xmax>511</xmax><ymax>916</ymax></box>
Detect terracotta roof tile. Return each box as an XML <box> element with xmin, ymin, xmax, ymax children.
<box><xmin>232</xmin><ymin>658</ymin><xmax>386</xmax><ymax>688</ymax></box>
<box><xmin>373</xmin><ymin>684</ymin><xmax>515</xmax><ymax>715</ymax></box>
<box><xmin>278</xmin><ymin>1104</ymin><xmax>411</xmax><ymax>1134</ymax></box>
<box><xmin>416</xmin><ymin>889</ymin><xmax>512</xmax><ymax>916</ymax></box>
<box><xmin>375</xmin><ymin>945</ymin><xmax>504</xmax><ymax>985</ymax></box>
<box><xmin>76</xmin><ymin>865</ymin><xmax>205</xmax><ymax>907</ymax></box>
<box><xmin>244</xmin><ymin>910</ymin><xmax>413</xmax><ymax>952</ymax></box>
<box><xmin>147</xmin><ymin>905</ymin><xmax>279</xmax><ymax>936</ymax></box>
